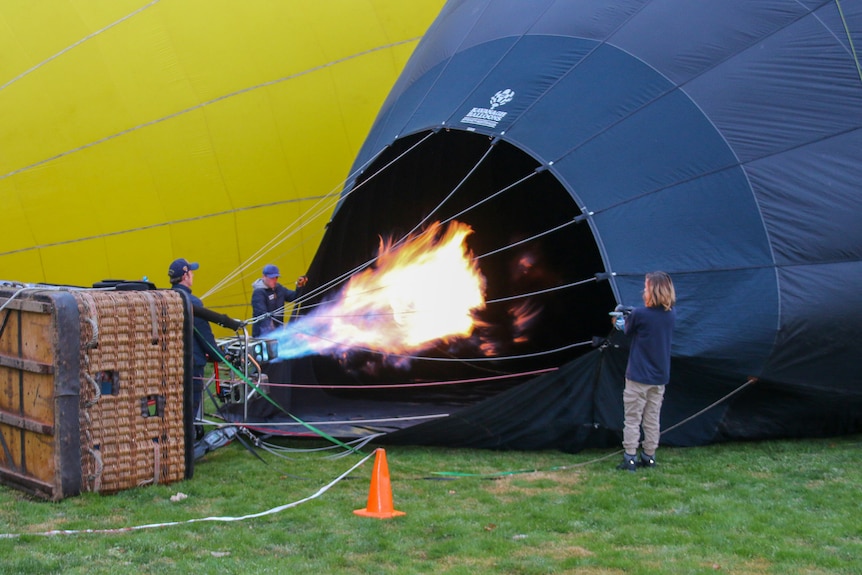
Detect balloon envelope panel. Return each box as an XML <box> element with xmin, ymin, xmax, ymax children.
<box><xmin>0</xmin><ymin>0</ymin><xmax>446</xmax><ymax>322</ymax></box>
<box><xmin>300</xmin><ymin>0</ymin><xmax>862</xmax><ymax>448</ymax></box>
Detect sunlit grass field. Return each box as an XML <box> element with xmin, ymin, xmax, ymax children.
<box><xmin>1</xmin><ymin>432</ymin><xmax>860</xmax><ymax>575</ymax></box>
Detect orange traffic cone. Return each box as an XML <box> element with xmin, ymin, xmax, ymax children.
<box><xmin>354</xmin><ymin>448</ymin><xmax>406</xmax><ymax>519</ymax></box>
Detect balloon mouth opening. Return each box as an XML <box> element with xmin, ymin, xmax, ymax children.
<box><xmin>301</xmin><ymin>128</ymin><xmax>616</xmax><ymax>399</ymax></box>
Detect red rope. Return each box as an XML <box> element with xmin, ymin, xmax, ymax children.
<box><xmin>237</xmin><ymin>366</ymin><xmax>558</xmax><ymax>390</ymax></box>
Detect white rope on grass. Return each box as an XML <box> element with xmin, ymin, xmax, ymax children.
<box><xmin>256</xmin><ymin>434</ymin><xmax>386</xmax><ymax>461</ymax></box>
<box><xmin>0</xmin><ymin>450</ymin><xmax>375</xmax><ymax>539</ymax></box>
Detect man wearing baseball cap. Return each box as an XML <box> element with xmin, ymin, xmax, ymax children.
<box><xmin>250</xmin><ymin>264</ymin><xmax>308</xmax><ymax>337</ymax></box>
<box><xmin>169</xmin><ymin>258</ymin><xmax>219</xmax><ymax>429</ymax></box>
<box><xmin>249</xmin><ymin>264</ymin><xmax>308</xmax><ymax>416</ymax></box>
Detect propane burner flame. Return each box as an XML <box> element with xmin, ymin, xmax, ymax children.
<box><xmin>274</xmin><ymin>221</ymin><xmax>486</xmax><ymax>364</ymax></box>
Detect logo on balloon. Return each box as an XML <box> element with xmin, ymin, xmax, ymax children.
<box><xmin>489</xmin><ymin>89</ymin><xmax>514</xmax><ymax>109</ymax></box>
<box><xmin>461</xmin><ymin>89</ymin><xmax>515</xmax><ymax>128</ymax></box>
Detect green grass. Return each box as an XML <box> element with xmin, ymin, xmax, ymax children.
<box><xmin>0</xmin><ymin>433</ymin><xmax>860</xmax><ymax>575</ymax></box>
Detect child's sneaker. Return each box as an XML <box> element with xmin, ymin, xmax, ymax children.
<box><xmin>616</xmin><ymin>453</ymin><xmax>637</xmax><ymax>472</ymax></box>
<box><xmin>638</xmin><ymin>452</ymin><xmax>656</xmax><ymax>468</ymax></box>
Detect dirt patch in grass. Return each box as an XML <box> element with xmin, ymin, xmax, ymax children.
<box><xmin>484</xmin><ymin>470</ymin><xmax>582</xmax><ymax>496</ymax></box>
<box><xmin>512</xmin><ymin>532</ymin><xmax>594</xmax><ymax>560</ymax></box>
<box><xmin>404</xmin><ymin>548</ymin><xmax>498</xmax><ymax>571</ymax></box>
<box><xmin>704</xmin><ymin>557</ymin><xmax>772</xmax><ymax>574</ymax></box>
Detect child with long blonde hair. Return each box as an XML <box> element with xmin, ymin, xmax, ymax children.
<box><xmin>618</xmin><ymin>271</ymin><xmax>676</xmax><ymax>472</ymax></box>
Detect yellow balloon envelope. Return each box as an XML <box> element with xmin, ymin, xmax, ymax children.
<box><xmin>0</xmin><ymin>0</ymin><xmax>444</xmax><ymax>324</ymax></box>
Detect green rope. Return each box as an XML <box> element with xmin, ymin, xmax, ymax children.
<box><xmin>835</xmin><ymin>0</ymin><xmax>862</xmax><ymax>84</ymax></box>
<box><xmin>431</xmin><ymin>467</ymin><xmax>559</xmax><ymax>478</ymax></box>
<box><xmin>430</xmin><ymin>453</ymin><xmax>621</xmax><ymax>479</ymax></box>
<box><xmin>195</xmin><ymin>327</ymin><xmax>363</xmax><ymax>454</ymax></box>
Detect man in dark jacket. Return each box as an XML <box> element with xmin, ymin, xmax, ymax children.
<box><xmin>250</xmin><ymin>264</ymin><xmax>307</xmax><ymax>337</ymax></box>
<box><xmin>169</xmin><ymin>258</ymin><xmax>219</xmax><ymax>423</ymax></box>
<box><xmin>248</xmin><ymin>264</ymin><xmax>307</xmax><ymax>417</ymax></box>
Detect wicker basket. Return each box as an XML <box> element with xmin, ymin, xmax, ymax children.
<box><xmin>0</xmin><ymin>285</ymin><xmax>192</xmax><ymax>500</ymax></box>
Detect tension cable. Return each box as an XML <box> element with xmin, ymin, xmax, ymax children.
<box><xmin>429</xmin><ymin>376</ymin><xmax>758</xmax><ymax>478</ymax></box>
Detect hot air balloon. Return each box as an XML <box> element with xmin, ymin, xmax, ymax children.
<box><xmin>240</xmin><ymin>0</ymin><xmax>862</xmax><ymax>451</ymax></box>
<box><xmin>0</xmin><ymin>0</ymin><xmax>446</xmax><ymax>321</ymax></box>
